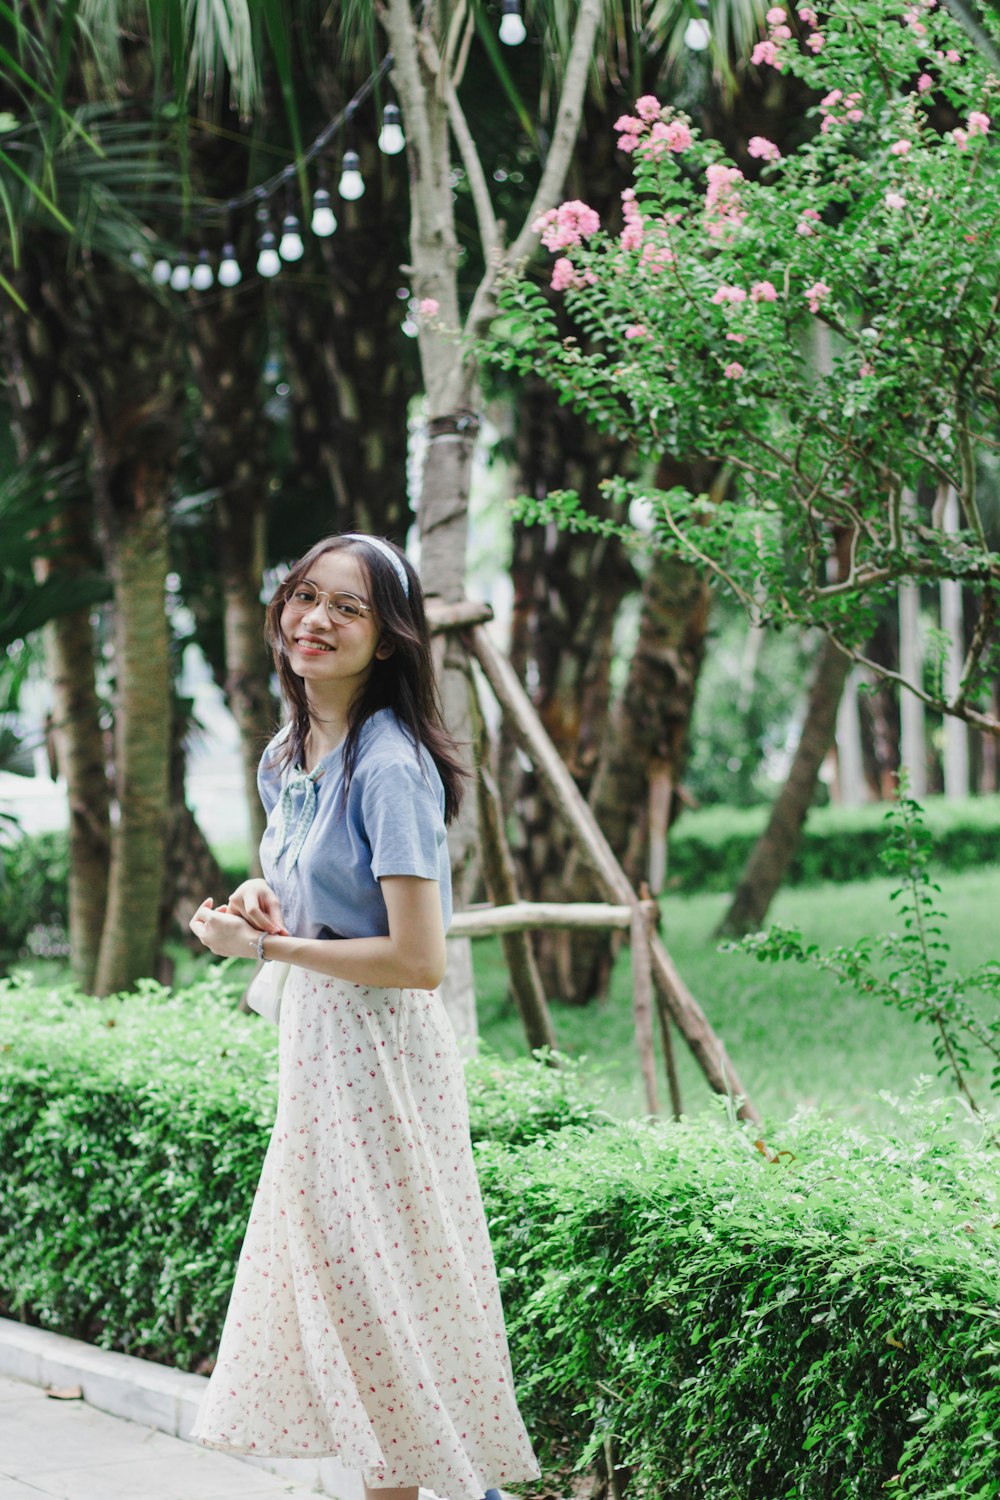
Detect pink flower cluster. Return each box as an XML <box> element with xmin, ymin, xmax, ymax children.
<box><xmin>751</xmin><ymin>4</ymin><xmax>824</xmax><ymax>66</ymax></box>
<box><xmin>532</xmin><ymin>200</ymin><xmax>601</xmax><ymax>251</ymax></box>
<box><xmin>614</xmin><ymin>101</ymin><xmax>693</xmax><ymax>157</ymax></box>
<box><xmin>885</xmin><ymin>192</ymin><xmax>906</xmax><ymax>210</ymax></box>
<box><xmin>620</xmin><ymin>189</ymin><xmax>645</xmax><ymax>251</ymax></box>
<box><xmin>711</xmin><ymin>284</ymin><xmax>748</xmax><ymax>305</ymax></box>
<box><xmin>819</xmin><ymin>89</ymin><xmax>864</xmax><ymax>133</ymax></box>
<box><xmin>724</xmin><ymin>362</ymin><xmax>745</xmax><ymax>379</ymax></box>
<box><xmin>705</xmin><ymin>162</ymin><xmax>746</xmax><ymax>241</ymax></box>
<box><xmin>418</xmin><ymin>298</ymin><xmax>439</xmax><ymax>316</ymax></box>
<box><xmin>748</xmin><ymin>135</ymin><xmax>782</xmax><ymax>163</ymax></box>
<box><xmin>550</xmin><ymin>258</ymin><xmax>598</xmax><ymax>292</ymax></box>
<box><xmin>804</xmin><ymin>281</ymin><xmax>831</xmax><ymax>314</ymax></box>
<box><xmin>890</xmin><ymin>139</ymin><xmax>912</xmax><ymax>156</ymax></box>
<box><xmin>952</xmin><ymin>113</ymin><xmax>990</xmax><ymax>150</ymax></box>
<box><xmin>641</xmin><ymin>240</ymin><xmax>676</xmax><ymax>274</ymax></box>
<box><xmin>903</xmin><ymin>8</ymin><xmax>927</xmax><ymax>36</ymax></box>
<box><xmin>796</xmin><ymin>207</ymin><xmax>822</xmax><ymax>237</ymax></box>
<box><xmin>751</xmin><ymin>281</ymin><xmax>779</xmax><ymax>302</ymax></box>
<box><xmin>624</xmin><ymin>324</ymin><xmax>648</xmax><ymax>341</ymax></box>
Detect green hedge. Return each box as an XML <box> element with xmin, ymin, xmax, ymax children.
<box><xmin>669</xmin><ymin>793</ymin><xmax>1000</xmax><ymax>893</ymax></box>
<box><xmin>1</xmin><ymin>976</ymin><xmax>997</xmax><ymax>1498</ymax></box>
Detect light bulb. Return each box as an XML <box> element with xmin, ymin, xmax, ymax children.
<box><xmin>152</xmin><ymin>258</ymin><xmax>172</xmax><ymax>285</ymax></box>
<box><xmin>169</xmin><ymin>258</ymin><xmax>191</xmax><ymax>291</ymax></box>
<box><xmin>378</xmin><ymin>104</ymin><xmax>405</xmax><ymax>155</ymax></box>
<box><xmin>257</xmin><ymin>232</ymin><xmax>281</xmax><ymax>278</ymax></box>
<box><xmin>684</xmin><ymin>16</ymin><xmax>711</xmax><ymax>50</ymax></box>
<box><xmin>218</xmin><ymin>244</ymin><xmax>242</xmax><ymax>287</ymax></box>
<box><xmin>499</xmin><ymin>0</ymin><xmax>526</xmax><ymax>45</ymax></box>
<box><xmin>279</xmin><ymin>214</ymin><xmax>305</xmax><ymax>261</ymax></box>
<box><xmin>338</xmin><ymin>150</ymin><xmax>365</xmax><ymax>201</ymax></box>
<box><xmin>311</xmin><ymin>188</ymin><xmax>337</xmax><ymax>237</ymax></box>
<box><xmin>191</xmin><ymin>250</ymin><xmax>214</xmax><ymax>290</ymax></box>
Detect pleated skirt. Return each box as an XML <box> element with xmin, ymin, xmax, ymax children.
<box><xmin>188</xmin><ymin>967</ymin><xmax>541</xmax><ymax>1500</ymax></box>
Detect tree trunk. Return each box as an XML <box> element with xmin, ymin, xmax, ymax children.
<box><xmin>0</xmin><ymin>251</ymin><xmax>111</xmax><ymax>991</ymax></box>
<box><xmin>941</xmin><ymin>488</ymin><xmax>970</xmax><ymax>797</ymax></box>
<box><xmin>834</xmin><ymin>665</ymin><xmax>868</xmax><ymax>806</ymax></box>
<box><xmin>562</xmin><ymin>552</ymin><xmax>711</xmax><ymax>1004</ymax></box>
<box><xmin>500</xmin><ymin>376</ymin><xmax>639</xmax><ymax>994</ymax></box>
<box><xmin>78</xmin><ymin>276</ymin><xmax>183</xmax><ymax>994</ymax></box>
<box><xmin>189</xmin><ymin>288</ymin><xmax>276</xmax><ymax>868</ymax></box>
<box><xmin>158</xmin><ymin>696</ymin><xmax>230</xmax><ymax>983</ymax></box>
<box><xmin>718</xmin><ymin>633</ymin><xmax>853</xmax><ymax>937</ymax></box>
<box><xmin>93</xmin><ymin>483</ymin><xmax>173</xmax><ymax>993</ymax></box>
<box><xmin>44</xmin><ymin>583</ymin><xmax>111</xmax><ymax>989</ymax></box>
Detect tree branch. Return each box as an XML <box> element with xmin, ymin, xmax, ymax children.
<box><xmin>445</xmin><ymin>79</ymin><xmax>499</xmax><ymax>261</ymax></box>
<box><xmin>463</xmin><ymin>0</ymin><xmax>603</xmax><ymax>341</ymax></box>
<box><xmin>823</xmin><ymin>630</ymin><xmax>1000</xmax><ymax>735</ymax></box>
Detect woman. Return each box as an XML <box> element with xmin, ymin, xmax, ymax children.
<box><xmin>187</xmin><ymin>533</ymin><xmax>541</xmax><ymax>1500</ymax></box>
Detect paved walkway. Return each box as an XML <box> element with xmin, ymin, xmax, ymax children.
<box><xmin>0</xmin><ymin>1373</ymin><xmax>317</xmax><ymax>1500</ymax></box>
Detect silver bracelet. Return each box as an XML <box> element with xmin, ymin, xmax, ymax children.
<box><xmin>255</xmin><ymin>931</ymin><xmax>267</xmax><ymax>962</ymax></box>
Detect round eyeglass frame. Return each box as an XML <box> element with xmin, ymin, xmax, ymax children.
<box><xmin>283</xmin><ymin>585</ymin><xmax>373</xmax><ymax>624</ymax></box>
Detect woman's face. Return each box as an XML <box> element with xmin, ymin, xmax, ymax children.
<box><xmin>279</xmin><ymin>548</ymin><xmax>390</xmax><ymax>695</ymax></box>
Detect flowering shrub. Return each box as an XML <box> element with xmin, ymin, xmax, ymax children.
<box><xmin>489</xmin><ymin>0</ymin><xmax>1000</xmax><ymax>731</ymax></box>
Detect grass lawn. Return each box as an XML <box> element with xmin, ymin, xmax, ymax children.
<box><xmin>472</xmin><ymin>863</ymin><xmax>1000</xmax><ymax>1133</ymax></box>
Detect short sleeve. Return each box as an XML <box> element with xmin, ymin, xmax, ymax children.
<box><xmin>257</xmin><ymin>737</ymin><xmax>285</xmax><ymax>818</ymax></box>
<box><xmin>361</xmin><ymin>759</ymin><xmax>446</xmax><ymax>881</ymax></box>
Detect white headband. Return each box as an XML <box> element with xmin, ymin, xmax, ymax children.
<box><xmin>341</xmin><ymin>533</ymin><xmax>410</xmax><ymax>597</ymax></box>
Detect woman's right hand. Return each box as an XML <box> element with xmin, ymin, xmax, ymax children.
<box><xmin>225</xmin><ymin>879</ymin><xmax>289</xmax><ymax>936</ymax></box>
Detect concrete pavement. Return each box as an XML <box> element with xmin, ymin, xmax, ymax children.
<box><xmin>0</xmin><ymin>1372</ymin><xmax>318</xmax><ymax>1499</ymax></box>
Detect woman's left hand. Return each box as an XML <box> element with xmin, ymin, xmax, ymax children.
<box><xmin>189</xmin><ymin>898</ymin><xmax>259</xmax><ymax>959</ymax></box>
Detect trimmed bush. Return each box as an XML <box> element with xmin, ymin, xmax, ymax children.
<box><xmin>1</xmin><ymin>976</ymin><xmax>997</xmax><ymax>1497</ymax></box>
<box><xmin>0</xmin><ymin>973</ymin><xmax>604</xmax><ymax>1368</ymax></box>
<box><xmin>669</xmin><ymin>793</ymin><xmax>1000</xmax><ymax>893</ymax></box>
<box><xmin>481</xmin><ymin>1105</ymin><xmax>999</xmax><ymax>1499</ymax></box>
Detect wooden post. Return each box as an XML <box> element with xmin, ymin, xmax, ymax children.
<box><xmin>629</xmin><ymin>903</ymin><xmax>660</xmax><ymax>1117</ymax></box>
<box><xmin>470</xmin><ymin>671</ymin><xmax>558</xmax><ymax>1058</ymax></box>
<box><xmin>466</xmin><ymin>622</ymin><xmax>760</xmax><ymax>1124</ymax></box>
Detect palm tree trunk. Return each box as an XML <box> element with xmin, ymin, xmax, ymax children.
<box><xmin>499</xmin><ymin>374</ymin><xmax>638</xmax><ymax>993</ymax></box>
<box><xmin>1</xmin><ymin>253</ymin><xmax>111</xmax><ymax>990</ymax></box>
<box><xmin>94</xmin><ymin>482</ymin><xmax>173</xmax><ymax>993</ymax></box>
<box><xmin>78</xmin><ymin>276</ymin><xmax>183</xmax><ymax>994</ymax></box>
<box><xmin>717</xmin><ymin>633</ymin><xmax>852</xmax><ymax>937</ymax></box>
<box><xmin>563</xmin><ymin>552</ymin><xmax>711</xmax><ymax>1003</ymax></box>
<box><xmin>45</xmin><ymin>579</ymin><xmax>111</xmax><ymax>989</ymax></box>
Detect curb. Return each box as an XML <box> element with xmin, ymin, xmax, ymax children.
<box><xmin>0</xmin><ymin>1316</ymin><xmax>365</xmax><ymax>1498</ymax></box>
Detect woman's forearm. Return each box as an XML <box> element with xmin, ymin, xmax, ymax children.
<box><xmin>260</xmin><ymin>933</ymin><xmax>443</xmax><ymax>991</ymax></box>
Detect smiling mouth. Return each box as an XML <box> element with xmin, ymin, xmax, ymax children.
<box><xmin>294</xmin><ymin>637</ymin><xmax>335</xmax><ymax>652</ymax></box>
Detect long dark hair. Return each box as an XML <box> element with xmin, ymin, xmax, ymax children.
<box><xmin>263</xmin><ymin>534</ymin><xmax>467</xmax><ymax>823</ymax></box>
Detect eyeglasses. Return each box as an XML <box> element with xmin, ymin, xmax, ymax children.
<box><xmin>284</xmin><ymin>584</ymin><xmax>372</xmax><ymax>624</ymax></box>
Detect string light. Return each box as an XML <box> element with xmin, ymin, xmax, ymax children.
<box><xmin>338</xmin><ymin>149</ymin><xmax>365</xmax><ymax>201</ymax></box>
<box><xmin>256</xmin><ymin>203</ymin><xmax>281</xmax><ymax>278</ymax></box>
<box><xmin>218</xmin><ymin>243</ymin><xmax>242</xmax><ymax>286</ymax></box>
<box><xmin>310</xmin><ymin>186</ymin><xmax>337</xmax><ymax>237</ymax></box>
<box><xmin>169</xmin><ymin>253</ymin><xmax>191</xmax><ymax>291</ymax></box>
<box><xmin>378</xmin><ymin>102</ymin><xmax>405</xmax><ymax>155</ymax></box>
<box><xmin>191</xmin><ymin>249</ymin><xmax>214</xmax><ymax>290</ymax></box>
<box><xmin>499</xmin><ymin>0</ymin><xmax>527</xmax><ymax>46</ymax></box>
<box><xmin>151</xmin><ymin>54</ymin><xmax>393</xmax><ymax>284</ymax></box>
<box><xmin>279</xmin><ymin>213</ymin><xmax>305</xmax><ymax>261</ymax></box>
<box><xmin>684</xmin><ymin>1</ymin><xmax>711</xmax><ymax>51</ymax></box>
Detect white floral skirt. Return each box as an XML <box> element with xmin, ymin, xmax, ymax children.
<box><xmin>188</xmin><ymin>968</ymin><xmax>541</xmax><ymax>1500</ymax></box>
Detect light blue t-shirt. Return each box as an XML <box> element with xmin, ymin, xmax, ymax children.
<box><xmin>257</xmin><ymin>708</ymin><xmax>452</xmax><ymax>940</ymax></box>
